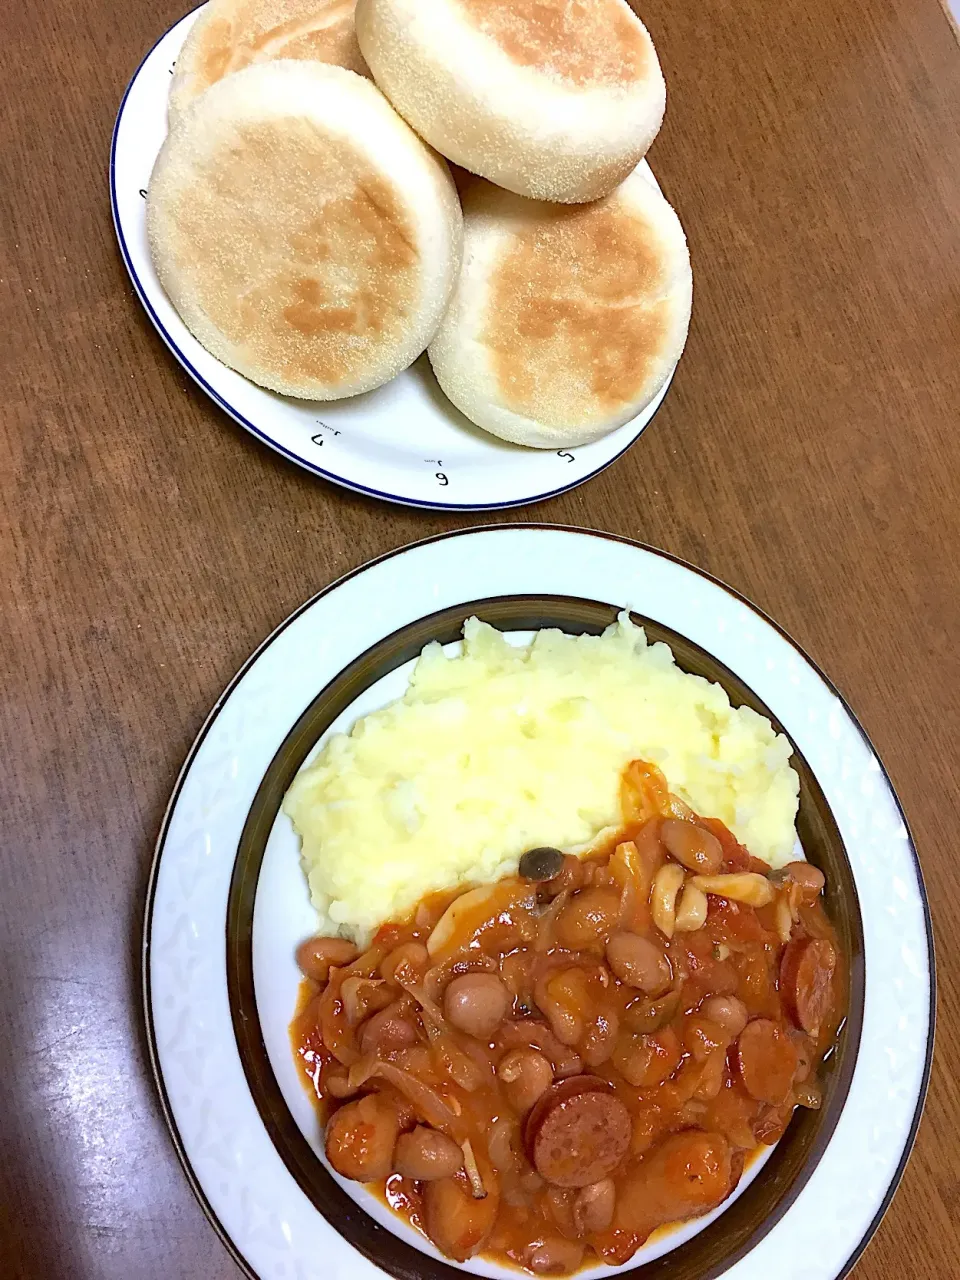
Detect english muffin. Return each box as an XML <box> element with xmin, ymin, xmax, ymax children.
<box><xmin>169</xmin><ymin>0</ymin><xmax>369</xmax><ymax>124</ymax></box>
<box><xmin>148</xmin><ymin>61</ymin><xmax>462</xmax><ymax>401</ymax></box>
<box><xmin>355</xmin><ymin>0</ymin><xmax>666</xmax><ymax>203</ymax></box>
<box><xmin>428</xmin><ymin>168</ymin><xmax>691</xmax><ymax>447</ymax></box>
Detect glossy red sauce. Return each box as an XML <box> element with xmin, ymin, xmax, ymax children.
<box><xmin>290</xmin><ymin>760</ymin><xmax>845</xmax><ymax>1275</ymax></box>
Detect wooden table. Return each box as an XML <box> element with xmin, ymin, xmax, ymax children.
<box><xmin>2</xmin><ymin>0</ymin><xmax>958</xmax><ymax>1275</ymax></box>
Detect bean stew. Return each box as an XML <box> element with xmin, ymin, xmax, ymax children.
<box><xmin>290</xmin><ymin>760</ymin><xmax>845</xmax><ymax>1275</ymax></box>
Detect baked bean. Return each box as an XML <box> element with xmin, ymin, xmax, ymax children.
<box><xmin>694</xmin><ymin>1048</ymin><xmax>726</xmax><ymax>1101</ymax></box>
<box><xmin>498</xmin><ymin>1048</ymin><xmax>554</xmax><ymax>1113</ymax></box>
<box><xmin>606</xmin><ymin>932</ymin><xmax>672</xmax><ymax>995</ymax></box>
<box><xmin>682</xmin><ymin>1016</ymin><xmax>727</xmax><ymax>1062</ymax></box>
<box><xmin>394</xmin><ymin>1126</ymin><xmax>464</xmax><ymax>1180</ymax></box>
<box><xmin>296</xmin><ymin>935</ymin><xmax>359</xmax><ymax>984</ymax></box>
<box><xmin>774</xmin><ymin>860</ymin><xmax>826</xmax><ymax>904</ymax></box>
<box><xmin>488</xmin><ymin>1116</ymin><xmax>522</xmax><ymax>1173</ymax></box>
<box><xmin>661</xmin><ymin>819</ymin><xmax>723</xmax><ymax>875</ymax></box>
<box><xmin>700</xmin><ymin>995</ymin><xmax>748</xmax><ymax>1039</ymax></box>
<box><xmin>444</xmin><ymin>973</ymin><xmax>511</xmax><ymax>1039</ymax></box>
<box><xmin>325</xmin><ymin>1094</ymin><xmax>399</xmax><ymax>1182</ymax></box>
<box><xmin>526</xmin><ymin>1237</ymin><xmax>586</xmax><ymax>1275</ymax></box>
<box><xmin>320</xmin><ymin>1062</ymin><xmax>357</xmax><ymax>1099</ymax></box>
<box><xmin>612</xmin><ymin>1028</ymin><xmax>682</xmax><ymax>1088</ymax></box>
<box><xmin>291</xmin><ymin>756</ymin><xmax>845</xmax><ymax>1278</ymax></box>
<box><xmin>554</xmin><ymin>887</ymin><xmax>622</xmax><ymax>950</ymax></box>
<box><xmin>358</xmin><ymin>1001</ymin><xmax>419</xmax><ymax>1057</ymax></box>
<box><xmin>535</xmin><ymin>966</ymin><xmax>591</xmax><ymax>1047</ymax></box>
<box><xmin>580</xmin><ymin>1009</ymin><xmax>619</xmax><ymax>1068</ymax></box>
<box><xmin>623</xmin><ymin>989</ymin><xmax>681</xmax><ymax>1034</ymax></box>
<box><xmin>573</xmin><ymin>1179</ymin><xmax>616</xmax><ymax>1234</ymax></box>
<box><xmin>498</xmin><ymin>1018</ymin><xmax>584</xmax><ymax>1079</ymax></box>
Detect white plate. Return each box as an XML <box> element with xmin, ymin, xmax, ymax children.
<box><xmin>145</xmin><ymin>525</ymin><xmax>933</xmax><ymax>1280</ymax></box>
<box><xmin>111</xmin><ymin>8</ymin><xmax>679</xmax><ymax>511</ymax></box>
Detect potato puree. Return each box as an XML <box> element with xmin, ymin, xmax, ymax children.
<box><xmin>284</xmin><ymin>614</ymin><xmax>800</xmax><ymax>945</ymax></box>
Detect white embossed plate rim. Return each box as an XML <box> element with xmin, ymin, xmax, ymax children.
<box><xmin>110</xmin><ymin>10</ymin><xmax>677</xmax><ymax>513</ymax></box>
<box><xmin>144</xmin><ymin>525</ymin><xmax>934</xmax><ymax>1280</ymax></box>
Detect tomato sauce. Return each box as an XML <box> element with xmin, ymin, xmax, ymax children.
<box><xmin>290</xmin><ymin>760</ymin><xmax>845</xmax><ymax>1275</ymax></box>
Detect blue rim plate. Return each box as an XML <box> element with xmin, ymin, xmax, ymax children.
<box><xmin>110</xmin><ymin>8</ymin><xmax>681</xmax><ymax>511</ymax></box>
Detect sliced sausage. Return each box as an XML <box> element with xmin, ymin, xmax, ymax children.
<box><xmin>423</xmin><ymin>1172</ymin><xmax>498</xmax><ymax>1261</ymax></box>
<box><xmin>525</xmin><ymin>1077</ymin><xmax>630</xmax><ymax>1187</ymax></box>
<box><xmin>615</xmin><ymin>1131</ymin><xmax>732</xmax><ymax>1241</ymax></box>
<box><xmin>735</xmin><ymin>1019</ymin><xmax>799</xmax><ymax>1105</ymax></box>
<box><xmin>726</xmin><ymin>1147</ymin><xmax>746</xmax><ymax>1198</ymax></box>
<box><xmin>525</xmin><ymin>1076</ymin><xmax>607</xmax><ymax>1148</ymax></box>
<box><xmin>753</xmin><ymin>1101</ymin><xmax>794</xmax><ymax>1146</ymax></box>
<box><xmin>780</xmin><ymin>937</ymin><xmax>837</xmax><ymax>1035</ymax></box>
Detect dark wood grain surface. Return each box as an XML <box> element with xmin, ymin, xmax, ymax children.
<box><xmin>2</xmin><ymin>0</ymin><xmax>958</xmax><ymax>1276</ymax></box>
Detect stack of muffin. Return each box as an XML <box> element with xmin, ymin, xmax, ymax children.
<box><xmin>147</xmin><ymin>0</ymin><xmax>692</xmax><ymax>448</ymax></box>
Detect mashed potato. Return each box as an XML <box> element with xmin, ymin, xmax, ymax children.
<box><xmin>284</xmin><ymin>614</ymin><xmax>800</xmax><ymax>944</ymax></box>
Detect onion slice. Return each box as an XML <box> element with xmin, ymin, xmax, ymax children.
<box><xmin>461</xmin><ymin>1138</ymin><xmax>487</xmax><ymax>1199</ymax></box>
<box><xmin>352</xmin><ymin>1060</ymin><xmax>464</xmax><ymax>1137</ymax></box>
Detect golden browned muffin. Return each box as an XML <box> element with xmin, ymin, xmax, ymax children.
<box><xmin>429</xmin><ymin>168</ymin><xmax>691</xmax><ymax>446</ymax></box>
<box><xmin>149</xmin><ymin>61</ymin><xmax>462</xmax><ymax>399</ymax></box>
<box><xmin>169</xmin><ymin>0</ymin><xmax>369</xmax><ymax>124</ymax></box>
<box><xmin>355</xmin><ymin>0</ymin><xmax>666</xmax><ymax>203</ymax></box>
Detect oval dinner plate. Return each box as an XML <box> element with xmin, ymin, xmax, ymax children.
<box><xmin>111</xmin><ymin>7</ymin><xmax>678</xmax><ymax>511</ymax></box>
<box><xmin>145</xmin><ymin>526</ymin><xmax>933</xmax><ymax>1280</ymax></box>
